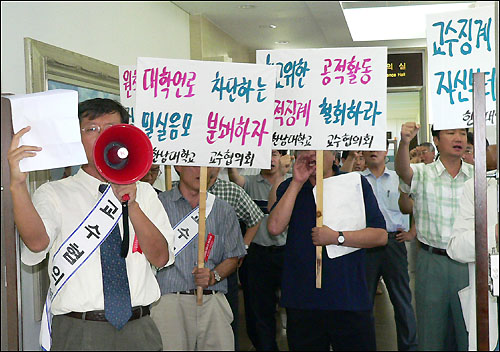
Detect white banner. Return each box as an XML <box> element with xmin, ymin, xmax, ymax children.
<box><xmin>427</xmin><ymin>6</ymin><xmax>496</xmax><ymax>130</ymax></box>
<box><xmin>256</xmin><ymin>47</ymin><xmax>387</xmax><ymax>151</ymax></box>
<box><xmin>41</xmin><ymin>185</ymin><xmax>122</xmax><ymax>350</ymax></box>
<box><xmin>119</xmin><ymin>65</ymin><xmax>137</xmax><ymax>125</ymax></box>
<box><xmin>172</xmin><ymin>193</ymin><xmax>215</xmax><ymax>257</ymax></box>
<box><xmin>135</xmin><ymin>57</ymin><xmax>276</xmax><ymax>168</ymax></box>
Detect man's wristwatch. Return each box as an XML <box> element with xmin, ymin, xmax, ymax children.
<box><xmin>337</xmin><ymin>231</ymin><xmax>345</xmax><ymax>246</ymax></box>
<box><xmin>213</xmin><ymin>270</ymin><xmax>222</xmax><ymax>283</ymax></box>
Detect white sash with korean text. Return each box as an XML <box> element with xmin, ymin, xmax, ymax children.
<box><xmin>173</xmin><ymin>193</ymin><xmax>216</xmax><ymax>257</ymax></box>
<box><xmin>40</xmin><ymin>185</ymin><xmax>122</xmax><ymax>351</ymax></box>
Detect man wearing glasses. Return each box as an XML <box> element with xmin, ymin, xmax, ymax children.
<box><xmin>8</xmin><ymin>98</ymin><xmax>175</xmax><ymax>350</ymax></box>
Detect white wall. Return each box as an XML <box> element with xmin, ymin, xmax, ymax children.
<box><xmin>1</xmin><ymin>1</ymin><xmax>190</xmax><ymax>94</ymax></box>
<box><xmin>1</xmin><ymin>2</ymin><xmax>190</xmax><ymax>350</ymax></box>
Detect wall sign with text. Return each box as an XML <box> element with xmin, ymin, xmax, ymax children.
<box><xmin>387</xmin><ymin>53</ymin><xmax>423</xmax><ymax>87</ymax></box>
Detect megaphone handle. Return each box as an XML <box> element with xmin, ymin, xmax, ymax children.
<box><xmin>120</xmin><ymin>197</ymin><xmax>130</xmax><ymax>258</ymax></box>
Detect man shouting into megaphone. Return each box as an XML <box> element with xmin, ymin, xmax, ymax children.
<box><xmin>7</xmin><ymin>98</ymin><xmax>175</xmax><ymax>351</ymax></box>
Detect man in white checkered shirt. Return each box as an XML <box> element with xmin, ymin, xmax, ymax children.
<box><xmin>395</xmin><ymin>122</ymin><xmax>473</xmax><ymax>351</ymax></box>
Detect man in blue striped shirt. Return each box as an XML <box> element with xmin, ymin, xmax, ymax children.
<box><xmin>361</xmin><ymin>147</ymin><xmax>417</xmax><ymax>351</ymax></box>
<box><xmin>151</xmin><ymin>166</ymin><xmax>247</xmax><ymax>350</ymax></box>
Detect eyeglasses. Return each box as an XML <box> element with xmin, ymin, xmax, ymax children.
<box><xmin>81</xmin><ymin>123</ymin><xmax>115</xmax><ymax>135</ymax></box>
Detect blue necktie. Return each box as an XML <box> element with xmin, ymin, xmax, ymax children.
<box><xmin>99</xmin><ymin>184</ymin><xmax>132</xmax><ymax>330</ymax></box>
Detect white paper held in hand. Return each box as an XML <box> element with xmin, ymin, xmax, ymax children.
<box><xmin>312</xmin><ymin>173</ymin><xmax>365</xmax><ymax>259</ymax></box>
<box><xmin>7</xmin><ymin>89</ymin><xmax>87</xmax><ymax>172</ymax></box>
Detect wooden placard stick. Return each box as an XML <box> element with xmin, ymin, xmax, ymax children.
<box><xmin>165</xmin><ymin>165</ymin><xmax>172</xmax><ymax>190</ymax></box>
<box><xmin>316</xmin><ymin>150</ymin><xmax>323</xmax><ymax>289</ymax></box>
<box><xmin>197</xmin><ymin>166</ymin><xmax>208</xmax><ymax>305</ymax></box>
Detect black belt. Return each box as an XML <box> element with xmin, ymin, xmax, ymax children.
<box><xmin>420</xmin><ymin>242</ymin><xmax>449</xmax><ymax>257</ymax></box>
<box><xmin>178</xmin><ymin>289</ymin><xmax>218</xmax><ymax>295</ymax></box>
<box><xmin>252</xmin><ymin>243</ymin><xmax>285</xmax><ymax>252</ymax></box>
<box><xmin>388</xmin><ymin>231</ymin><xmax>401</xmax><ymax>238</ymax></box>
<box><xmin>65</xmin><ymin>305</ymin><xmax>150</xmax><ymax>322</ymax></box>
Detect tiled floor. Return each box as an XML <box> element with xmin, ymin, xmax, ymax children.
<box><xmin>237</xmin><ymin>242</ymin><xmax>418</xmax><ymax>351</ymax></box>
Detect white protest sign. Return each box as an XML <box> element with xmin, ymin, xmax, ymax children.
<box><xmin>135</xmin><ymin>57</ymin><xmax>276</xmax><ymax>168</ymax></box>
<box><xmin>119</xmin><ymin>65</ymin><xmax>137</xmax><ymax>125</ymax></box>
<box><xmin>256</xmin><ymin>47</ymin><xmax>387</xmax><ymax>151</ymax></box>
<box><xmin>8</xmin><ymin>89</ymin><xmax>87</xmax><ymax>172</ymax></box>
<box><xmin>427</xmin><ymin>6</ymin><xmax>496</xmax><ymax>130</ymax></box>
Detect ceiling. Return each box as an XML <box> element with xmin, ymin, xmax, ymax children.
<box><xmin>172</xmin><ymin>1</ymin><xmax>476</xmax><ymax>52</ymax></box>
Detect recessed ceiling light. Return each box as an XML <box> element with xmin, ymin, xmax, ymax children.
<box><xmin>238</xmin><ymin>4</ymin><xmax>255</xmax><ymax>9</ymax></box>
<box><xmin>259</xmin><ymin>24</ymin><xmax>277</xmax><ymax>29</ymax></box>
<box><xmin>275</xmin><ymin>41</ymin><xmax>289</xmax><ymax>45</ymax></box>
<box><xmin>341</xmin><ymin>2</ymin><xmax>474</xmax><ymax>41</ymax></box>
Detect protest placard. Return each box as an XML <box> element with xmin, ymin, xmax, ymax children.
<box><xmin>134</xmin><ymin>57</ymin><xmax>276</xmax><ymax>169</ymax></box>
<box><xmin>427</xmin><ymin>6</ymin><xmax>496</xmax><ymax>130</ymax></box>
<box><xmin>256</xmin><ymin>47</ymin><xmax>387</xmax><ymax>151</ymax></box>
<box><xmin>119</xmin><ymin>65</ymin><xmax>137</xmax><ymax>125</ymax></box>
<box><xmin>134</xmin><ymin>57</ymin><xmax>276</xmax><ymax>303</ymax></box>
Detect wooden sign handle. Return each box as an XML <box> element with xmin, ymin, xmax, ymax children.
<box><xmin>165</xmin><ymin>165</ymin><xmax>172</xmax><ymax>191</ymax></box>
<box><xmin>197</xmin><ymin>167</ymin><xmax>208</xmax><ymax>305</ymax></box>
<box><xmin>316</xmin><ymin>150</ymin><xmax>323</xmax><ymax>289</ymax></box>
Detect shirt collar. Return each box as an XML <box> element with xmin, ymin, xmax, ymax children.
<box><xmin>433</xmin><ymin>158</ymin><xmax>473</xmax><ymax>178</ymax></box>
<box><xmin>361</xmin><ymin>167</ymin><xmax>390</xmax><ymax>178</ymax></box>
<box><xmin>433</xmin><ymin>159</ymin><xmax>447</xmax><ymax>176</ymax></box>
<box><xmin>75</xmin><ymin>168</ymin><xmax>108</xmax><ymax>198</ymax></box>
<box><xmin>170</xmin><ymin>184</ymin><xmax>185</xmax><ymax>202</ymax></box>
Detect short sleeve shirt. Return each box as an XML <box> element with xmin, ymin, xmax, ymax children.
<box><xmin>21</xmin><ymin>169</ymin><xmax>175</xmax><ymax>315</ymax></box>
<box><xmin>274</xmin><ymin>173</ymin><xmax>386</xmax><ymax>311</ymax></box>
<box><xmin>156</xmin><ymin>186</ymin><xmax>246</xmax><ymax>294</ymax></box>
<box><xmin>208</xmin><ymin>178</ymin><xmax>264</xmax><ymax>228</ymax></box>
<box><xmin>244</xmin><ymin>174</ymin><xmax>287</xmax><ymax>246</ymax></box>
<box><xmin>400</xmin><ymin>159</ymin><xmax>473</xmax><ymax>249</ymax></box>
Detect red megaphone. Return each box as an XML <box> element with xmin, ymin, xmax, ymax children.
<box><xmin>93</xmin><ymin>124</ymin><xmax>153</xmax><ymax>185</ymax></box>
<box><xmin>93</xmin><ymin>124</ymin><xmax>153</xmax><ymax>259</ymax></box>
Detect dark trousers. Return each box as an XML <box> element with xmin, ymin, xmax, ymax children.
<box><xmin>239</xmin><ymin>256</ymin><xmax>259</xmax><ymax>349</ymax></box>
<box><xmin>365</xmin><ymin>235</ymin><xmax>418</xmax><ymax>351</ymax></box>
<box><xmin>245</xmin><ymin>243</ymin><xmax>285</xmax><ymax>351</ymax></box>
<box><xmin>225</xmin><ymin>270</ymin><xmax>239</xmax><ymax>350</ymax></box>
<box><xmin>286</xmin><ymin>308</ymin><xmax>376</xmax><ymax>351</ymax></box>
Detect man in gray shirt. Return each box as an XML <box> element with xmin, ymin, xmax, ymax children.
<box><xmin>229</xmin><ymin>150</ymin><xmax>291</xmax><ymax>350</ymax></box>
<box><xmin>151</xmin><ymin>166</ymin><xmax>246</xmax><ymax>350</ymax></box>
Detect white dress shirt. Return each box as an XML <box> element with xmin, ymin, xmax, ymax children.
<box><xmin>21</xmin><ymin>168</ymin><xmax>175</xmax><ymax>315</ymax></box>
<box><xmin>447</xmin><ymin>173</ymin><xmax>498</xmax><ymax>350</ymax></box>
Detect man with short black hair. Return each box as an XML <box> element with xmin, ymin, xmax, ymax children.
<box><xmin>462</xmin><ymin>132</ymin><xmax>474</xmax><ymax>165</ymax></box>
<box><xmin>152</xmin><ymin>165</ymin><xmax>246</xmax><ymax>350</ymax></box>
<box><xmin>228</xmin><ymin>149</ymin><xmax>291</xmax><ymax>350</ymax></box>
<box><xmin>361</xmin><ymin>146</ymin><xmax>417</xmax><ymax>351</ymax></box>
<box><xmin>267</xmin><ymin>150</ymin><xmax>387</xmax><ymax>350</ymax></box>
<box><xmin>447</xmin><ymin>141</ymin><xmax>499</xmax><ymax>351</ymax></box>
<box><xmin>8</xmin><ymin>98</ymin><xmax>175</xmax><ymax>350</ymax></box>
<box><xmin>396</xmin><ymin>122</ymin><xmax>472</xmax><ymax>351</ymax></box>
